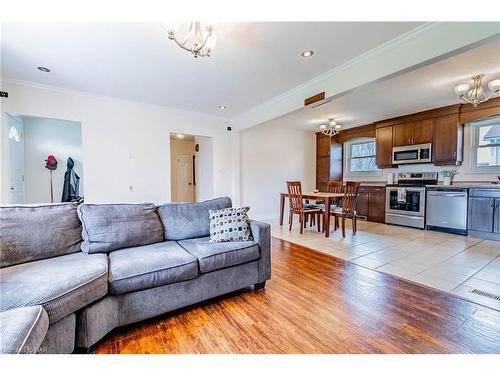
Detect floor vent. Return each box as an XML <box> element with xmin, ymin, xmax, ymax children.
<box><xmin>470</xmin><ymin>289</ymin><xmax>500</xmax><ymax>301</ymax></box>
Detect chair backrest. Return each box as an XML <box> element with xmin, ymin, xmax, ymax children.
<box><xmin>287</xmin><ymin>181</ymin><xmax>303</xmax><ymax>212</ymax></box>
<box><xmin>327</xmin><ymin>180</ymin><xmax>344</xmax><ymax>194</ymax></box>
<box><xmin>342</xmin><ymin>181</ymin><xmax>360</xmax><ymax>214</ymax></box>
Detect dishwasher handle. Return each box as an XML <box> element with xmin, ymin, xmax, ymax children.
<box><xmin>427</xmin><ymin>192</ymin><xmax>468</xmax><ymax>198</ymax></box>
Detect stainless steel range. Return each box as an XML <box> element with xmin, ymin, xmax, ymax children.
<box><xmin>385</xmin><ymin>172</ymin><xmax>438</xmax><ymax>229</ymax></box>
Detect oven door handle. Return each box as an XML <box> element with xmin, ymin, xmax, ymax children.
<box><xmin>387</xmin><ymin>188</ymin><xmax>425</xmax><ymax>192</ymax></box>
<box><xmin>385</xmin><ymin>213</ymin><xmax>424</xmax><ymax>220</ymax></box>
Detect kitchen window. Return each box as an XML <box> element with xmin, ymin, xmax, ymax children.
<box><xmin>344</xmin><ymin>138</ymin><xmax>380</xmax><ymax>177</ymax></box>
<box><xmin>471</xmin><ymin>115</ymin><xmax>500</xmax><ymax>169</ymax></box>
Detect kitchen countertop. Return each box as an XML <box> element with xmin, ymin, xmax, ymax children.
<box><xmin>355</xmin><ymin>181</ymin><xmax>500</xmax><ymax>189</ymax></box>
<box><xmin>426</xmin><ymin>183</ymin><xmax>500</xmax><ymax>189</ymax></box>
<box><xmin>358</xmin><ymin>182</ymin><xmax>387</xmax><ymax>187</ymax></box>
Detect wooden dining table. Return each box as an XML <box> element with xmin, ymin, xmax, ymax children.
<box><xmin>279</xmin><ymin>192</ymin><xmax>344</xmax><ymax>238</ymax></box>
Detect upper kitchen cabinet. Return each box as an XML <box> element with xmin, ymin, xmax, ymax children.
<box><xmin>393</xmin><ymin>119</ymin><xmax>433</xmax><ymax>146</ymax></box>
<box><xmin>393</xmin><ymin>122</ymin><xmax>413</xmax><ymax>146</ymax></box>
<box><xmin>413</xmin><ymin>118</ymin><xmax>434</xmax><ymax>144</ymax></box>
<box><xmin>432</xmin><ymin>114</ymin><xmax>463</xmax><ymax>166</ymax></box>
<box><xmin>375</xmin><ymin>126</ymin><xmax>393</xmax><ymax>168</ymax></box>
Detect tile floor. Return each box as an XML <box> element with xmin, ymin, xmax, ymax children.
<box><xmin>266</xmin><ymin>218</ymin><xmax>500</xmax><ymax>311</ymax></box>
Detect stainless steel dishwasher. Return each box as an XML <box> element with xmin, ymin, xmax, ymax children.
<box><xmin>426</xmin><ymin>187</ymin><xmax>468</xmax><ymax>235</ymax></box>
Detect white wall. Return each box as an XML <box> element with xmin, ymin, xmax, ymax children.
<box><xmin>22</xmin><ymin>116</ymin><xmax>83</xmax><ymax>203</ymax></box>
<box><xmin>240</xmin><ymin>121</ymin><xmax>316</xmax><ymax>220</ymax></box>
<box><xmin>0</xmin><ymin>81</ymin><xmax>233</xmax><ymax>204</ymax></box>
<box><xmin>194</xmin><ymin>135</ymin><xmax>214</xmax><ymax>202</ymax></box>
<box><xmin>343</xmin><ymin>123</ymin><xmax>500</xmax><ymax>183</ymax></box>
<box><xmin>170</xmin><ymin>137</ymin><xmax>195</xmax><ymax>202</ymax></box>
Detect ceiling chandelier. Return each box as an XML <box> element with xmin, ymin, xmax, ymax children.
<box><xmin>165</xmin><ymin>22</ymin><xmax>217</xmax><ymax>58</ymax></box>
<box><xmin>454</xmin><ymin>74</ymin><xmax>500</xmax><ymax>107</ymax></box>
<box><xmin>319</xmin><ymin>118</ymin><xmax>343</xmax><ymax>137</ymax></box>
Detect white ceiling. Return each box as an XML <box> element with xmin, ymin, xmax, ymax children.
<box><xmin>264</xmin><ymin>37</ymin><xmax>500</xmax><ymax>131</ymax></box>
<box><xmin>1</xmin><ymin>22</ymin><xmax>422</xmax><ymax>118</ymax></box>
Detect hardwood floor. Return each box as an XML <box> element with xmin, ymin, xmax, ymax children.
<box><xmin>93</xmin><ymin>239</ymin><xmax>500</xmax><ymax>354</ymax></box>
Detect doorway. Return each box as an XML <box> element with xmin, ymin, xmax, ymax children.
<box><xmin>7</xmin><ymin>114</ymin><xmax>25</xmax><ymax>203</ymax></box>
<box><xmin>170</xmin><ymin>133</ymin><xmax>213</xmax><ymax>203</ymax></box>
<box><xmin>3</xmin><ymin>114</ymin><xmax>83</xmax><ymax>204</ymax></box>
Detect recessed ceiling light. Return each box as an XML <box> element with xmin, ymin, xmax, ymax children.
<box><xmin>176</xmin><ymin>133</ymin><xmax>185</xmax><ymax>139</ymax></box>
<box><xmin>218</xmin><ymin>105</ymin><xmax>227</xmax><ymax>110</ymax></box>
<box><xmin>37</xmin><ymin>66</ymin><xmax>51</xmax><ymax>72</ymax></box>
<box><xmin>301</xmin><ymin>50</ymin><xmax>314</xmax><ymax>58</ymax></box>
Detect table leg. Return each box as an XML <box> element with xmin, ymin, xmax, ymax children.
<box><xmin>324</xmin><ymin>197</ymin><xmax>331</xmax><ymax>238</ymax></box>
<box><xmin>279</xmin><ymin>194</ymin><xmax>285</xmax><ymax>226</ymax></box>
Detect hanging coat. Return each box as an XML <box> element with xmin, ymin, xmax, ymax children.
<box><xmin>61</xmin><ymin>157</ymin><xmax>80</xmax><ymax>202</ymax></box>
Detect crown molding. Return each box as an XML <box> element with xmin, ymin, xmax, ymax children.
<box><xmin>1</xmin><ymin>77</ymin><xmax>230</xmax><ymax>124</ymax></box>
<box><xmin>232</xmin><ymin>22</ymin><xmax>500</xmax><ymax>132</ymax></box>
<box><xmin>231</xmin><ymin>23</ymin><xmax>438</xmax><ymax>124</ymax></box>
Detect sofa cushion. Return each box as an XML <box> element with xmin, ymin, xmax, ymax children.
<box><xmin>108</xmin><ymin>241</ymin><xmax>198</xmax><ymax>295</ymax></box>
<box><xmin>0</xmin><ymin>306</ymin><xmax>49</xmax><ymax>354</ymax></box>
<box><xmin>178</xmin><ymin>237</ymin><xmax>260</xmax><ymax>273</ymax></box>
<box><xmin>157</xmin><ymin>197</ymin><xmax>232</xmax><ymax>241</ymax></box>
<box><xmin>78</xmin><ymin>203</ymin><xmax>164</xmax><ymax>253</ymax></box>
<box><xmin>0</xmin><ymin>203</ymin><xmax>82</xmax><ymax>268</ymax></box>
<box><xmin>0</xmin><ymin>252</ymin><xmax>108</xmax><ymax>324</ymax></box>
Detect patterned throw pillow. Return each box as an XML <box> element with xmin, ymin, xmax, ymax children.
<box><xmin>209</xmin><ymin>207</ymin><xmax>253</xmax><ymax>243</ymax></box>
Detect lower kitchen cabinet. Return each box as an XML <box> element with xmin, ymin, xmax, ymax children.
<box><xmin>468</xmin><ymin>189</ymin><xmax>500</xmax><ymax>240</ymax></box>
<box><xmin>357</xmin><ymin>186</ymin><xmax>386</xmax><ymax>223</ymax></box>
<box><xmin>494</xmin><ymin>199</ymin><xmax>500</xmax><ymax>234</ymax></box>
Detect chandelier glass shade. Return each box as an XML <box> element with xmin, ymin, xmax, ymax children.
<box><xmin>165</xmin><ymin>22</ymin><xmax>217</xmax><ymax>58</ymax></box>
<box><xmin>319</xmin><ymin>118</ymin><xmax>343</xmax><ymax>137</ymax></box>
<box><xmin>454</xmin><ymin>74</ymin><xmax>500</xmax><ymax>107</ymax></box>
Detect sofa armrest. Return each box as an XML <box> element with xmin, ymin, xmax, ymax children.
<box><xmin>248</xmin><ymin>219</ymin><xmax>271</xmax><ymax>283</ymax></box>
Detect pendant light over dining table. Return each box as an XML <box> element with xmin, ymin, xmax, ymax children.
<box><xmin>319</xmin><ymin>118</ymin><xmax>343</xmax><ymax>137</ymax></box>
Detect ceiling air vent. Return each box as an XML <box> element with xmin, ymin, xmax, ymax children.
<box><xmin>304</xmin><ymin>92</ymin><xmax>333</xmax><ymax>108</ymax></box>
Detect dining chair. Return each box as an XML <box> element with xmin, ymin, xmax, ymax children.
<box><xmin>286</xmin><ymin>181</ymin><xmax>323</xmax><ymax>234</ymax></box>
<box><xmin>328</xmin><ymin>181</ymin><xmax>344</xmax><ymax>208</ymax></box>
<box><xmin>332</xmin><ymin>181</ymin><xmax>360</xmax><ymax>238</ymax></box>
<box><xmin>327</xmin><ymin>180</ymin><xmax>344</xmax><ymax>194</ymax></box>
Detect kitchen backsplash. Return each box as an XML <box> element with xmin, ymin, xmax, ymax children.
<box><xmin>345</xmin><ymin>124</ymin><xmax>500</xmax><ymax>183</ymax></box>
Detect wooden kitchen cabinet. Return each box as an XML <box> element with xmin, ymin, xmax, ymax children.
<box><xmin>316</xmin><ymin>133</ymin><xmax>342</xmax><ymax>192</ymax></box>
<box><xmin>375</xmin><ymin>126</ymin><xmax>393</xmax><ymax>169</ymax></box>
<box><xmin>433</xmin><ymin>114</ymin><xmax>463</xmax><ymax>166</ymax></box>
<box><xmin>412</xmin><ymin>119</ymin><xmax>433</xmax><ymax>144</ymax></box>
<box><xmin>368</xmin><ymin>187</ymin><xmax>386</xmax><ymax>222</ymax></box>
<box><xmin>393</xmin><ymin>122</ymin><xmax>413</xmax><ymax>147</ymax></box>
<box><xmin>356</xmin><ymin>190</ymin><xmax>369</xmax><ymax>218</ymax></box>
<box><xmin>393</xmin><ymin>120</ymin><xmax>433</xmax><ymax>146</ymax></box>
<box><xmin>357</xmin><ymin>186</ymin><xmax>386</xmax><ymax>223</ymax></box>
<box><xmin>316</xmin><ymin>133</ymin><xmax>330</xmax><ymax>157</ymax></box>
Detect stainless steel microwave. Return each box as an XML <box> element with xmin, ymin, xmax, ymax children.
<box><xmin>392</xmin><ymin>143</ymin><xmax>432</xmax><ymax>165</ymax></box>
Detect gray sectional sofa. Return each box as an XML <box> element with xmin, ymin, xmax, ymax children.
<box><xmin>0</xmin><ymin>197</ymin><xmax>271</xmax><ymax>354</ymax></box>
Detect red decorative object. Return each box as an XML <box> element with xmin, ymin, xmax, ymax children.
<box><xmin>45</xmin><ymin>155</ymin><xmax>58</xmax><ymax>203</ymax></box>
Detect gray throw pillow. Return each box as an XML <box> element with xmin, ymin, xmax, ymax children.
<box><xmin>209</xmin><ymin>207</ymin><xmax>253</xmax><ymax>243</ymax></box>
